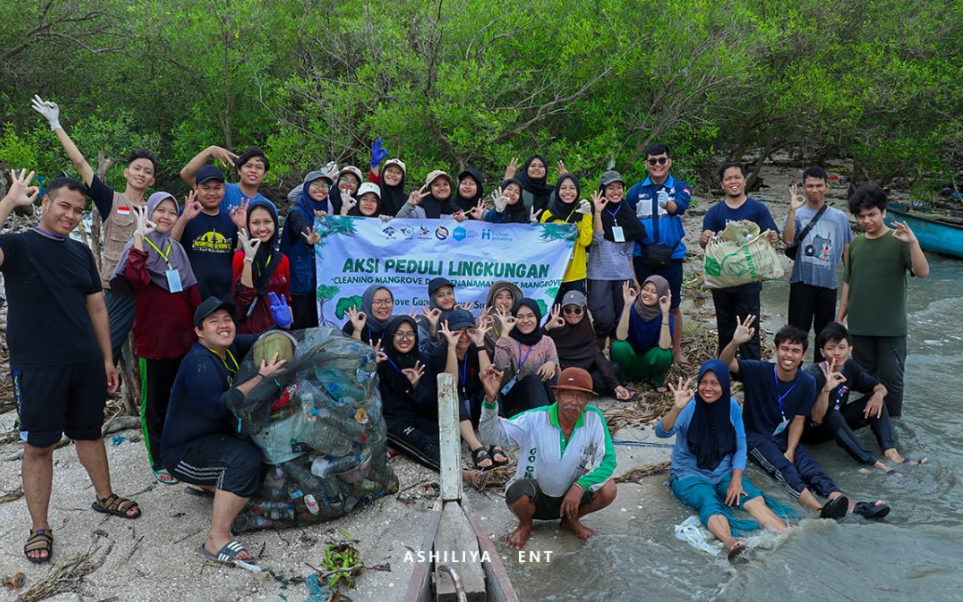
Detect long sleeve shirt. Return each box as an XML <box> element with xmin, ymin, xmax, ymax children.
<box><xmin>587</xmin><ymin>233</ymin><xmax>635</xmax><ymax>280</ymax></box>
<box><xmin>480</xmin><ymin>400</ymin><xmax>616</xmax><ymax>496</ymax></box>
<box><xmin>230</xmin><ymin>251</ymin><xmax>293</xmax><ymax>334</ymax></box>
<box><xmin>493</xmin><ymin>335</ymin><xmax>559</xmax><ymax>385</ymax></box>
<box><xmin>655</xmin><ymin>398</ymin><xmax>746</xmax><ymax>484</ymax></box>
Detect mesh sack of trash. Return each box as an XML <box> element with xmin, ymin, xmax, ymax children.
<box><xmin>703</xmin><ymin>219</ymin><xmax>784</xmax><ymax>289</ymax></box>
<box><xmin>226</xmin><ymin>327</ymin><xmax>399</xmax><ymax>532</ymax></box>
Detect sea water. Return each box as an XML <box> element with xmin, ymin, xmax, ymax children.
<box><xmin>508</xmin><ymin>255</ymin><xmax>963</xmax><ymax>602</ymax></box>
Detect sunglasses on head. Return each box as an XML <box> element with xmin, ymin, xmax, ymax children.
<box><xmin>647</xmin><ymin>157</ymin><xmax>669</xmax><ymax>166</ymax></box>
<box><xmin>563</xmin><ymin>306</ymin><xmax>584</xmax><ymax>315</ymax></box>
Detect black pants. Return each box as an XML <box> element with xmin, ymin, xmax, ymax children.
<box><xmin>803</xmin><ymin>401</ymin><xmax>897</xmax><ymax>466</ymax></box>
<box><xmin>502</xmin><ymin>374</ymin><xmax>556</xmax><ymax>418</ymax></box>
<box><xmin>711</xmin><ymin>285</ymin><xmax>762</xmax><ymax>360</ymax></box>
<box><xmin>851</xmin><ymin>335</ymin><xmax>907</xmax><ymax>418</ymax></box>
<box><xmin>140</xmin><ymin>357</ymin><xmax>183</xmax><ymax>470</ymax></box>
<box><xmin>788</xmin><ymin>282</ymin><xmax>837</xmax><ymax>363</ymax></box>
<box><xmin>587</xmin><ymin>279</ymin><xmax>626</xmax><ymax>339</ymax></box>
<box><xmin>291</xmin><ymin>294</ymin><xmax>319</xmax><ymax>330</ymax></box>
<box><xmin>165</xmin><ymin>434</ymin><xmax>263</xmax><ymax>497</ymax></box>
<box><xmin>386</xmin><ymin>416</ymin><xmax>442</xmax><ymax>471</ymax></box>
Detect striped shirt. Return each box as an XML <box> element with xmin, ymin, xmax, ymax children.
<box><xmin>587</xmin><ymin>232</ymin><xmax>635</xmax><ymax>280</ymax></box>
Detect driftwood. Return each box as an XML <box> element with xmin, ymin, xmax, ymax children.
<box><xmin>1</xmin><ymin>415</ymin><xmax>140</xmax><ymax>462</ymax></box>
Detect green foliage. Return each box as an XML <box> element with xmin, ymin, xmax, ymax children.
<box><xmin>335</xmin><ymin>295</ymin><xmax>364</xmax><ymax>319</ymax></box>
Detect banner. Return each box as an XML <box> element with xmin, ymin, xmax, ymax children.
<box><xmin>313</xmin><ymin>216</ymin><xmax>576</xmax><ymax>327</ymax></box>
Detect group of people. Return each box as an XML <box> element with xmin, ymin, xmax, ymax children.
<box><xmin>0</xmin><ymin>95</ymin><xmax>929</xmax><ymax>566</ymax></box>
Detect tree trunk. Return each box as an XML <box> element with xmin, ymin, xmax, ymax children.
<box><xmin>746</xmin><ymin>128</ymin><xmax>777</xmax><ymax>191</ymax></box>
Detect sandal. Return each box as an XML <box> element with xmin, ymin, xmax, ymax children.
<box><xmin>154</xmin><ymin>468</ymin><xmax>180</xmax><ymax>485</ymax></box>
<box><xmin>91</xmin><ymin>493</ymin><xmax>141</xmax><ymax>519</ymax></box>
<box><xmin>489</xmin><ymin>445</ymin><xmax>509</xmax><ymax>468</ymax></box>
<box><xmin>24</xmin><ymin>529</ymin><xmax>53</xmax><ymax>564</ymax></box>
<box><xmin>727</xmin><ymin>540</ymin><xmax>746</xmax><ymax>562</ymax></box>
<box><xmin>471</xmin><ymin>446</ymin><xmax>494</xmax><ymax>471</ymax></box>
<box><xmin>853</xmin><ymin>501</ymin><xmax>891</xmax><ymax>520</ymax></box>
<box><xmin>198</xmin><ymin>540</ymin><xmax>254</xmax><ymax>566</ymax></box>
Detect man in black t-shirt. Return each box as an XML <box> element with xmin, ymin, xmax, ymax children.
<box><xmin>721</xmin><ymin>319</ymin><xmax>890</xmax><ymax>520</ymax></box>
<box><xmin>0</xmin><ymin>173</ymin><xmax>142</xmax><ymax>565</ymax></box>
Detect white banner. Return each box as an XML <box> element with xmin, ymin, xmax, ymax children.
<box><xmin>313</xmin><ymin>216</ymin><xmax>576</xmax><ymax>327</ymax></box>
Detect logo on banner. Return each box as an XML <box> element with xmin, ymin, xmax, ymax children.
<box><xmin>453</xmin><ymin>227</ymin><xmax>467</xmax><ymax>241</ymax></box>
<box><xmin>382</xmin><ymin>226</ymin><xmax>398</xmax><ymax>239</ymax></box>
<box><xmin>480</xmin><ymin>228</ymin><xmax>512</xmax><ymax>242</ymax></box>
<box><xmin>435</xmin><ymin>226</ymin><xmax>449</xmax><ymax>240</ymax></box>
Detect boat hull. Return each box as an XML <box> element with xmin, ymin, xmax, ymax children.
<box><xmin>888</xmin><ymin>205</ymin><xmax>963</xmax><ymax>259</ymax></box>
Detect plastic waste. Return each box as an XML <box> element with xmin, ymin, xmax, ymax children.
<box><xmin>674</xmin><ymin>515</ymin><xmax>723</xmax><ymax>555</ymax></box>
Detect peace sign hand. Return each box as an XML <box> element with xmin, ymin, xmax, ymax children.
<box><xmin>789</xmin><ymin>184</ymin><xmax>807</xmax><ymax>211</ymax></box>
<box><xmin>819</xmin><ymin>361</ymin><xmax>847</xmax><ymax>392</ymax></box>
<box><xmin>408</xmin><ymin>185</ymin><xmax>428</xmax><ymax>206</ymax></box>
<box><xmin>667</xmin><ymin>376</ymin><xmax>695</xmax><ymax>410</ymax></box>
<box><xmin>402</xmin><ymin>361</ymin><xmax>426</xmax><ymax>387</ymax></box>
<box><xmin>557</xmin><ymin>160</ymin><xmax>569</xmax><ymax>177</ymax></box>
<box><xmin>504</xmin><ymin>156</ymin><xmax>519</xmax><ymax>180</ymax></box>
<box><xmin>2</xmin><ymin>168</ymin><xmax>40</xmax><ymax>208</ymax></box>
<box><xmin>529</xmin><ymin>207</ymin><xmax>541</xmax><ymax>224</ymax></box>
<box><xmin>239</xmin><ymin>228</ymin><xmax>261</xmax><ymax>260</ymax></box>
<box><xmin>732</xmin><ymin>315</ymin><xmax>757</xmax><ymax>345</ymax></box>
<box><xmin>133</xmin><ymin>205</ymin><xmax>157</xmax><ymax>238</ymax></box>
<box><xmin>369</xmin><ymin>337</ymin><xmax>387</xmax><ymax>363</ymax></box>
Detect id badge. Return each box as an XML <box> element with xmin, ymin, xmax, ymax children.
<box><xmin>772</xmin><ymin>418</ymin><xmax>790</xmax><ymax>437</ymax></box>
<box><xmin>611</xmin><ymin>226</ymin><xmax>625</xmax><ymax>242</ymax></box>
<box><xmin>500</xmin><ymin>377</ymin><xmax>517</xmax><ymax>396</ymax></box>
<box><xmin>165</xmin><ymin>269</ymin><xmax>183</xmax><ymax>293</ymax></box>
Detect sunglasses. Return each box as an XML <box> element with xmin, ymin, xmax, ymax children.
<box><xmin>310</xmin><ymin>180</ymin><xmax>331</xmax><ymax>190</ymax></box>
<box><xmin>393</xmin><ymin>331</ymin><xmax>416</xmax><ymax>340</ymax></box>
<box><xmin>647</xmin><ymin>157</ymin><xmax>669</xmax><ymax>166</ymax></box>
<box><xmin>563</xmin><ymin>306</ymin><xmax>584</xmax><ymax>315</ymax></box>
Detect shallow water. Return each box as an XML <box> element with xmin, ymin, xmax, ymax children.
<box><xmin>508</xmin><ymin>255</ymin><xmax>963</xmax><ymax>602</ymax></box>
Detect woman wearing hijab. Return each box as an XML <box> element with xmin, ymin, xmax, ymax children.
<box><xmin>280</xmin><ymin>170</ymin><xmax>335</xmax><ymax>329</ymax></box>
<box><xmin>484</xmin><ymin>179</ymin><xmax>529</xmax><ymax>224</ymax></box>
<box><xmin>483</xmin><ymin>280</ymin><xmax>523</xmax><ymax>357</ymax></box>
<box><xmin>416</xmin><ymin>277</ymin><xmax>460</xmax><ymax>353</ymax></box>
<box><xmin>112</xmin><ymin>192</ymin><xmax>201</xmax><ymax>484</ymax></box>
<box><xmin>540</xmin><ymin>174</ymin><xmax>594</xmax><ymax>305</ymax></box>
<box><xmin>372</xmin><ymin>158</ymin><xmax>409</xmax><ymax>215</ymax></box>
<box><xmin>611</xmin><ymin>277</ymin><xmax>674</xmax><ymax>389</ymax></box>
<box><xmin>587</xmin><ymin>170</ymin><xmax>646</xmax><ymax>347</ymax></box>
<box><xmin>344</xmin><ymin>183</ymin><xmax>384</xmax><ymax>218</ymax></box>
<box><xmin>543</xmin><ymin>291</ymin><xmax>632</xmax><ymax>400</ymax></box>
<box><xmin>454</xmin><ymin>169</ymin><xmax>485</xmax><ymax>217</ymax></box>
<box><xmin>656</xmin><ymin>362</ymin><xmax>793</xmax><ymax>562</ymax></box>
<box><xmin>493</xmin><ymin>299</ymin><xmax>560</xmax><ymax>417</ymax></box>
<box><xmin>231</xmin><ymin>199</ymin><xmax>292</xmax><ymax>334</ymax></box>
<box><xmin>343</xmin><ymin>284</ymin><xmax>395</xmax><ymax>342</ymax></box>
<box><xmin>509</xmin><ymin>155</ymin><xmax>555</xmax><ymax>215</ymax></box>
<box><xmin>377</xmin><ymin>316</ymin><xmax>487</xmax><ymax>487</ymax></box>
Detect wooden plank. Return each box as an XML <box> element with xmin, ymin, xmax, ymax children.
<box><xmin>463</xmin><ymin>498</ymin><xmax>520</xmax><ymax>602</ymax></box>
<box><xmin>433</xmin><ymin>502</ymin><xmax>487</xmax><ymax>602</ymax></box>
<box><xmin>437</xmin><ymin>373</ymin><xmax>462</xmax><ymax>502</ymax></box>
<box><xmin>403</xmin><ymin>499</ymin><xmax>444</xmax><ymax>602</ymax></box>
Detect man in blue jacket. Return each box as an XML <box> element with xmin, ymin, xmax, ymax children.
<box><xmin>626</xmin><ymin>143</ymin><xmax>691</xmax><ymax>364</ymax></box>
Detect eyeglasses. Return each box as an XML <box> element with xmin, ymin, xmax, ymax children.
<box><xmin>338</xmin><ymin>176</ymin><xmax>357</xmax><ymax>184</ymax></box>
<box><xmin>371</xmin><ymin>299</ymin><xmax>393</xmax><ymax>307</ymax></box>
<box><xmin>647</xmin><ymin>157</ymin><xmax>669</xmax><ymax>166</ymax></box>
<box><xmin>393</xmin><ymin>331</ymin><xmax>416</xmax><ymax>340</ymax></box>
<box><xmin>563</xmin><ymin>307</ymin><xmax>584</xmax><ymax>315</ymax></box>
<box><xmin>310</xmin><ymin>180</ymin><xmax>330</xmax><ymax>190</ymax></box>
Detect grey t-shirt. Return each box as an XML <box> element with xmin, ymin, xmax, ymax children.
<box><xmin>783</xmin><ymin>204</ymin><xmax>853</xmax><ymax>289</ymax></box>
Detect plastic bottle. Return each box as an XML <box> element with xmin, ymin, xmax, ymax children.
<box><xmin>310</xmin><ymin>456</ymin><xmax>332</xmax><ymax>478</ymax></box>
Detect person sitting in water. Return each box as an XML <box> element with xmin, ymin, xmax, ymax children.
<box><xmin>492</xmin><ymin>299</ymin><xmax>560</xmax><ymax>417</ymax></box>
<box><xmin>802</xmin><ymin>322</ymin><xmax>926</xmax><ymax>475</ymax></box>
<box><xmin>543</xmin><ymin>291</ymin><xmax>633</xmax><ymax>400</ymax></box>
<box><xmin>721</xmin><ymin>319</ymin><xmax>890</xmax><ymax>520</ymax></box>
<box><xmin>344</xmin><ymin>284</ymin><xmax>395</xmax><ymax>343</ymax></box>
<box><xmin>611</xmin><ymin>278</ymin><xmax>674</xmax><ymax>391</ymax></box>
<box><xmin>479</xmin><ymin>365</ymin><xmax>617</xmax><ymax>549</ymax></box>
<box><xmin>656</xmin><ymin>361</ymin><xmax>793</xmax><ymax>562</ymax></box>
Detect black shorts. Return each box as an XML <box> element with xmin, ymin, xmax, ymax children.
<box><xmin>14</xmin><ymin>358</ymin><xmax>107</xmax><ymax>447</ymax></box>
<box><xmin>632</xmin><ymin>257</ymin><xmax>684</xmax><ymax>308</ymax></box>
<box><xmin>506</xmin><ymin>478</ymin><xmax>594</xmax><ymax>520</ymax></box>
<box><xmin>164</xmin><ymin>434</ymin><xmax>263</xmax><ymax>498</ymax></box>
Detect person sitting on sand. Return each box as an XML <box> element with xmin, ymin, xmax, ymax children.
<box><xmin>610</xmin><ymin>278</ymin><xmax>674</xmax><ymax>391</ymax></box>
<box><xmin>479</xmin><ymin>365</ymin><xmax>617</xmax><ymax>549</ymax></box>
<box><xmin>802</xmin><ymin>322</ymin><xmax>926</xmax><ymax>475</ymax></box>
<box><xmin>656</xmin><ymin>361</ymin><xmax>793</xmax><ymax>562</ymax></box>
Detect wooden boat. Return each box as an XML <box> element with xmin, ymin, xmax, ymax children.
<box><xmin>404</xmin><ymin>374</ymin><xmax>519</xmax><ymax>602</ymax></box>
<box><xmin>888</xmin><ymin>203</ymin><xmax>963</xmax><ymax>259</ymax></box>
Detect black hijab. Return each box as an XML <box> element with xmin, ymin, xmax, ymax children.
<box><xmin>599</xmin><ymin>182</ymin><xmax>646</xmax><ymax>243</ymax></box>
<box><xmin>517</xmin><ymin>155</ymin><xmax>555</xmax><ymax>214</ymax></box>
<box><xmin>501</xmin><ymin>179</ymin><xmax>529</xmax><ymax>224</ymax></box>
<box><xmin>546</xmin><ymin>174</ymin><xmax>583</xmax><ymax>223</ymax></box>
<box><xmin>686</xmin><ymin>360</ymin><xmax>737</xmax><ymax>471</ymax></box>
<box><xmin>378</xmin><ymin>315</ymin><xmax>421</xmax><ymax>393</ymax></box>
<box><xmin>349</xmin><ymin>191</ymin><xmax>382</xmax><ymax>217</ymax></box>
<box><xmin>454</xmin><ymin>169</ymin><xmax>484</xmax><ymax>213</ymax></box>
<box><xmin>422</xmin><ymin>176</ymin><xmax>458</xmax><ymax>219</ymax></box>
<box><xmin>545</xmin><ymin>293</ymin><xmax>597</xmax><ymax>363</ymax></box>
<box><xmin>379</xmin><ymin>161</ymin><xmax>408</xmax><ymax>215</ymax></box>
<box><xmin>244</xmin><ymin>200</ymin><xmax>283</xmax><ymax>296</ymax></box>
<box><xmin>509</xmin><ymin>298</ymin><xmax>543</xmax><ymax>346</ymax></box>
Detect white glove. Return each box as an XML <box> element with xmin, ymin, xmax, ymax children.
<box><xmin>576</xmin><ymin>199</ymin><xmax>592</xmax><ymax>215</ymax></box>
<box><xmin>529</xmin><ymin>207</ymin><xmax>541</xmax><ymax>224</ymax></box>
<box><xmin>31</xmin><ymin>95</ymin><xmax>61</xmax><ymax>131</ymax></box>
<box><xmin>239</xmin><ymin>228</ymin><xmax>261</xmax><ymax>261</ymax></box>
<box><xmin>132</xmin><ymin>205</ymin><xmax>156</xmax><ymax>238</ymax></box>
<box><xmin>323</xmin><ymin>161</ymin><xmax>339</xmax><ymax>182</ymax></box>
<box><xmin>341</xmin><ymin>196</ymin><xmax>358</xmax><ymax>215</ymax></box>
<box><xmin>494</xmin><ymin>195</ymin><xmax>509</xmax><ymax>213</ymax></box>
<box><xmin>657</xmin><ymin>189</ymin><xmax>670</xmax><ymax>209</ymax></box>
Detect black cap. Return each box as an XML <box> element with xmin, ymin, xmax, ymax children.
<box><xmin>428</xmin><ymin>277</ymin><xmax>454</xmax><ymax>296</ymax></box>
<box><xmin>196</xmin><ymin>165</ymin><xmax>226</xmax><ymax>185</ymax></box>
<box><xmin>193</xmin><ymin>297</ymin><xmax>236</xmax><ymax>326</ymax></box>
<box><xmin>446</xmin><ymin>309</ymin><xmax>475</xmax><ymax>330</ymax></box>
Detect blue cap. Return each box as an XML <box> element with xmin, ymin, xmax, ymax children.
<box><xmin>196</xmin><ymin>165</ymin><xmax>226</xmax><ymax>185</ymax></box>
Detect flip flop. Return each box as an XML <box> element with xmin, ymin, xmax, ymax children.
<box><xmin>819</xmin><ymin>496</ymin><xmax>849</xmax><ymax>520</ymax></box>
<box><xmin>198</xmin><ymin>540</ymin><xmax>254</xmax><ymax>566</ymax></box>
<box><xmin>853</xmin><ymin>501</ymin><xmax>891</xmax><ymax>520</ymax></box>
<box><xmin>154</xmin><ymin>468</ymin><xmax>180</xmax><ymax>485</ymax></box>
<box><xmin>727</xmin><ymin>540</ymin><xmax>746</xmax><ymax>562</ymax></box>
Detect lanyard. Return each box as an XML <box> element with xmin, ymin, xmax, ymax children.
<box><xmin>774</xmin><ymin>367</ymin><xmax>797</xmax><ymax>422</ymax></box>
<box><xmin>144</xmin><ymin>237</ymin><xmax>173</xmax><ymax>269</ymax></box>
<box><xmin>31</xmin><ymin>227</ymin><xmax>66</xmax><ymax>241</ymax></box>
<box><xmin>516</xmin><ymin>342</ymin><xmax>534</xmax><ymax>373</ymax></box>
<box><xmin>206</xmin><ymin>347</ymin><xmax>239</xmax><ymax>384</ymax></box>
<box><xmin>384</xmin><ymin>356</ymin><xmax>407</xmax><ymax>380</ymax></box>
<box><xmin>457</xmin><ymin>351</ymin><xmax>470</xmax><ymax>395</ymax></box>
<box><xmin>605</xmin><ymin>203</ymin><xmax>621</xmax><ymax>221</ymax></box>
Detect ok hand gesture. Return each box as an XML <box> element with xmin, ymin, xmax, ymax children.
<box><xmin>819</xmin><ymin>361</ymin><xmax>847</xmax><ymax>393</ymax></box>
<box><xmin>544</xmin><ymin>304</ymin><xmax>565</xmax><ymax>331</ymax></box>
<box><xmin>621</xmin><ymin>280</ymin><xmax>638</xmax><ymax>306</ymax></box>
<box><xmin>789</xmin><ymin>184</ymin><xmax>807</xmax><ymax>211</ymax></box>
<box><xmin>402</xmin><ymin>361</ymin><xmax>426</xmax><ymax>388</ymax></box>
<box><xmin>494</xmin><ymin>308</ymin><xmax>516</xmax><ymax>336</ymax></box>
<box><xmin>133</xmin><ymin>205</ymin><xmax>157</xmax><ymax>238</ymax></box>
<box><xmin>239</xmin><ymin>228</ymin><xmax>260</xmax><ymax>260</ymax></box>
<box><xmin>592</xmin><ymin>190</ymin><xmax>607</xmax><ymax>214</ymax></box>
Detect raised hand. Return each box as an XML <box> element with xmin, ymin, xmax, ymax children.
<box><xmin>667</xmin><ymin>376</ymin><xmax>695</xmax><ymax>409</ymax></box>
<box><xmin>480</xmin><ymin>365</ymin><xmax>505</xmax><ymax>400</ymax></box>
<box><xmin>238</xmin><ymin>228</ymin><xmax>260</xmax><ymax>261</ymax></box>
<box><xmin>658</xmin><ymin>294</ymin><xmax>671</xmax><ymax>316</ymax></box>
<box><xmin>408</xmin><ymin>185</ymin><xmax>428</xmax><ymax>206</ymax></box>
<box><xmin>468</xmin><ymin>323</ymin><xmax>490</xmax><ymax>347</ymax></box>
<box><xmin>557</xmin><ymin>160</ymin><xmax>568</xmax><ymax>177</ymax></box>
<box><xmin>301</xmin><ymin>226</ymin><xmax>321</xmax><ymax>245</ymax></box>
<box><xmin>621</xmin><ymin>280</ymin><xmax>639</xmax><ymax>305</ymax></box>
<box><xmin>576</xmin><ymin>199</ymin><xmax>593</xmax><ymax>215</ymax></box>
<box><xmin>819</xmin><ymin>361</ymin><xmax>847</xmax><ymax>392</ymax></box>
<box><xmin>421</xmin><ymin>305</ymin><xmax>442</xmax><ymax>329</ymax></box>
<box><xmin>370</xmin><ymin>137</ymin><xmax>389</xmax><ymax>168</ymax></box>
<box><xmin>182</xmin><ymin>190</ymin><xmax>203</xmax><ymax>221</ymax></box>
<box><xmin>210</xmin><ymin>146</ymin><xmax>239</xmax><ymax>168</ymax></box>
<box><xmin>657</xmin><ymin>189</ymin><xmax>670</xmax><ymax>209</ymax></box>
<box><xmin>268</xmin><ymin>292</ymin><xmax>292</xmax><ymax>328</ymax></box>
<box><xmin>469</xmin><ymin>199</ymin><xmax>486</xmax><ymax>220</ymax></box>
<box><xmin>229</xmin><ymin>199</ymin><xmax>249</xmax><ymax>231</ymax></box>
<box><xmin>402</xmin><ymin>360</ymin><xmax>426</xmax><ymax>387</ymax></box>
<box><xmin>258</xmin><ymin>352</ymin><xmax>288</xmax><ymax>377</ymax></box>
<box><xmin>340</xmin><ymin>196</ymin><xmax>357</xmax><ymax>215</ymax></box>
<box><xmin>494</xmin><ymin>308</ymin><xmax>516</xmax><ymax>336</ymax></box>
<box><xmin>732</xmin><ymin>314</ymin><xmax>757</xmax><ymax>345</ymax></box>
<box><xmin>347</xmin><ymin>307</ymin><xmax>367</xmax><ymax>334</ymax></box>
<box><xmin>544</xmin><ymin>304</ymin><xmax>565</xmax><ymax>331</ymax></box>
<box><xmin>529</xmin><ymin>207</ymin><xmax>541</xmax><ymax>224</ymax></box>
<box><xmin>891</xmin><ymin>220</ymin><xmax>918</xmax><ymax>244</ymax></box>
<box><xmin>537</xmin><ymin>361</ymin><xmax>557</xmax><ymax>381</ymax></box>
<box><xmin>322</xmin><ymin>161</ymin><xmax>339</xmax><ymax>182</ymax></box>
<box><xmin>132</xmin><ymin>205</ymin><xmax>157</xmax><ymax>238</ymax></box>
<box><xmin>503</xmin><ymin>156</ymin><xmax>519</xmax><ymax>180</ymax></box>
<box><xmin>2</xmin><ymin>169</ymin><xmax>40</xmax><ymax>208</ymax></box>
<box><xmin>592</xmin><ymin>190</ymin><xmax>607</xmax><ymax>213</ymax></box>
<box><xmin>439</xmin><ymin>320</ymin><xmax>457</xmax><ymax>348</ymax></box>
<box><xmin>493</xmin><ymin>193</ymin><xmax>509</xmax><ymax>213</ymax></box>
<box><xmin>31</xmin><ymin>95</ymin><xmax>61</xmax><ymax>130</ymax></box>
<box><xmin>789</xmin><ymin>184</ymin><xmax>807</xmax><ymax>211</ymax></box>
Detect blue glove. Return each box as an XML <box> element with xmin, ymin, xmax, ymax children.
<box><xmin>657</xmin><ymin>189</ymin><xmax>670</xmax><ymax>209</ymax></box>
<box><xmin>268</xmin><ymin>292</ymin><xmax>292</xmax><ymax>329</ymax></box>
<box><xmin>370</xmin><ymin>137</ymin><xmax>389</xmax><ymax>168</ymax></box>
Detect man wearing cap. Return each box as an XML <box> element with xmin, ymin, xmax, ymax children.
<box><xmin>180</xmin><ymin>145</ymin><xmax>273</xmax><ymax>213</ymax></box>
<box><xmin>171</xmin><ymin>165</ymin><xmax>247</xmax><ymax>300</ymax></box>
<box><xmin>162</xmin><ymin>297</ymin><xmax>287</xmax><ymax>565</ymax></box>
<box><xmin>479</xmin><ymin>365</ymin><xmax>617</xmax><ymax>549</ymax></box>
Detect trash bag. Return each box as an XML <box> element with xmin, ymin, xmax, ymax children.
<box><xmin>703</xmin><ymin>219</ymin><xmax>784</xmax><ymax>289</ymax></box>
<box><xmin>227</xmin><ymin>327</ymin><xmax>398</xmax><ymax>532</ymax></box>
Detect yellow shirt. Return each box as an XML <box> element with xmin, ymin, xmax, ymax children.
<box><xmin>540</xmin><ymin>210</ymin><xmax>593</xmax><ymax>282</ymax></box>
